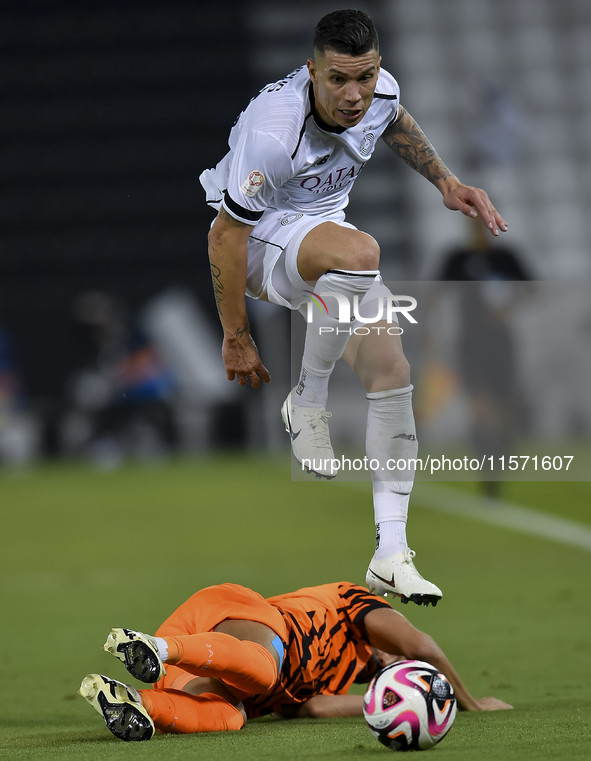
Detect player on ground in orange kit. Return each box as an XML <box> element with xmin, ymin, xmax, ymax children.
<box><xmin>79</xmin><ymin>582</ymin><xmax>511</xmax><ymax>741</ymax></box>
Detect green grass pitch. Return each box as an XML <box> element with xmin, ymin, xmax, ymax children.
<box><xmin>1</xmin><ymin>456</ymin><xmax>590</xmax><ymax>759</ymax></box>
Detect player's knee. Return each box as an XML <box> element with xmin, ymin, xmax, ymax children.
<box><xmin>362</xmin><ymin>354</ymin><xmax>410</xmax><ymax>393</ymax></box>
<box><xmin>355</xmin><ymin>235</ymin><xmax>380</xmax><ymax>271</ymax></box>
<box><xmin>338</xmin><ymin>234</ymin><xmax>380</xmax><ymax>272</ymax></box>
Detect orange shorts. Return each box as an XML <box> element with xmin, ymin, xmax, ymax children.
<box><xmin>153</xmin><ymin>583</ymin><xmax>288</xmax><ymax>693</ymax></box>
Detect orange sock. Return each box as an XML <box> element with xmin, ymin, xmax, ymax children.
<box><xmin>139</xmin><ymin>690</ymin><xmax>244</xmax><ymax>734</ymax></box>
<box><xmin>163</xmin><ymin>633</ymin><xmax>278</xmax><ymax>694</ymax></box>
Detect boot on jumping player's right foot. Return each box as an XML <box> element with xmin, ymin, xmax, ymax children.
<box><xmin>281</xmin><ymin>387</ymin><xmax>336</xmax><ymax>479</ymax></box>
<box><xmin>366</xmin><ymin>549</ymin><xmax>443</xmax><ymax>607</ymax></box>
<box><xmin>102</xmin><ymin>628</ymin><xmax>165</xmax><ymax>683</ymax></box>
<box><xmin>78</xmin><ymin>673</ymin><xmax>154</xmax><ymax>742</ymax></box>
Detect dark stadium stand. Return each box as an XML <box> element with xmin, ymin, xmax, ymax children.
<box><xmin>0</xmin><ymin>1</ymin><xmax>249</xmax><ymax>443</ymax></box>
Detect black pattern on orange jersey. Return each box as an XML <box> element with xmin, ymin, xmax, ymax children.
<box><xmin>242</xmin><ymin>582</ymin><xmax>391</xmax><ymax>718</ymax></box>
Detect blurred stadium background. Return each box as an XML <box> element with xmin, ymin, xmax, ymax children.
<box><xmin>1</xmin><ymin>2</ymin><xmax>591</xmax><ymax>758</ymax></box>
<box><xmin>1</xmin><ymin>0</ymin><xmax>590</xmax><ymax>467</ymax></box>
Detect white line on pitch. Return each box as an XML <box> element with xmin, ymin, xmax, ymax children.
<box><xmin>340</xmin><ymin>481</ymin><xmax>591</xmax><ymax>552</ymax></box>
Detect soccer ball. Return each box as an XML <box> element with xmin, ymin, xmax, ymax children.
<box><xmin>363</xmin><ymin>660</ymin><xmax>457</xmax><ymax>751</ymax></box>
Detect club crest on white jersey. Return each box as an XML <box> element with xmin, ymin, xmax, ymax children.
<box><xmin>359</xmin><ymin>133</ymin><xmax>375</xmax><ymax>156</ymax></box>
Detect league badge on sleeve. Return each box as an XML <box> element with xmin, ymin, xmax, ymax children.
<box><xmin>241</xmin><ymin>170</ymin><xmax>265</xmax><ymax>197</ymax></box>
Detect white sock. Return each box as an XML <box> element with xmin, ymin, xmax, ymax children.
<box><xmin>296</xmin><ymin>269</ymin><xmax>379</xmax><ymax>408</ymax></box>
<box><xmin>352</xmin><ymin>275</ymin><xmax>393</xmax><ymax>326</ymax></box>
<box><xmin>294</xmin><ymin>366</ymin><xmax>331</xmax><ymax>409</ymax></box>
<box><xmin>155</xmin><ymin>636</ymin><xmax>169</xmax><ymax>663</ymax></box>
<box><xmin>373</xmin><ymin>487</ymin><xmax>411</xmax><ymax>523</ymax></box>
<box><xmin>375</xmin><ymin>519</ymin><xmax>408</xmax><ymax>558</ymax></box>
<box><xmin>366</xmin><ymin>386</ymin><xmax>417</xmax><ymax>548</ymax></box>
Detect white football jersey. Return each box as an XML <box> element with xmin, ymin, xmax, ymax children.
<box><xmin>200</xmin><ymin>66</ymin><xmax>400</xmax><ymax>225</ymax></box>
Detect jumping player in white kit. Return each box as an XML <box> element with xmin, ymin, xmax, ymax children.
<box><xmin>201</xmin><ymin>10</ymin><xmax>507</xmax><ymax>607</ymax></box>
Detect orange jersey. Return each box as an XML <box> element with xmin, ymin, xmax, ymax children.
<box><xmin>244</xmin><ymin>582</ymin><xmax>391</xmax><ymax>718</ymax></box>
<box><xmin>152</xmin><ymin>581</ymin><xmax>391</xmax><ymax>717</ymax></box>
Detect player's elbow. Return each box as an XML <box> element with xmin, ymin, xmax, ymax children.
<box><xmin>208</xmin><ymin>211</ymin><xmax>252</xmax><ymax>256</ymax></box>
<box><xmin>297</xmin><ymin>699</ymin><xmax>325</xmax><ymax>718</ymax></box>
<box><xmin>207</xmin><ymin>216</ymin><xmax>232</xmax><ymax>254</ymax></box>
<box><xmin>296</xmin><ymin>695</ymin><xmax>363</xmax><ymax>719</ymax></box>
<box><xmin>297</xmin><ymin>697</ymin><xmax>341</xmax><ymax>719</ymax></box>
<box><xmin>207</xmin><ymin>222</ymin><xmax>224</xmax><ymax>254</ymax></box>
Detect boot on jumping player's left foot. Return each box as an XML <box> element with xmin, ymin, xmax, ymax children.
<box><xmin>366</xmin><ymin>549</ymin><xmax>442</xmax><ymax>607</ymax></box>
<box><xmin>281</xmin><ymin>387</ymin><xmax>336</xmax><ymax>479</ymax></box>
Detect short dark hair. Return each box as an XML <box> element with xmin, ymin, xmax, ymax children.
<box><xmin>314</xmin><ymin>9</ymin><xmax>379</xmax><ymax>56</ymax></box>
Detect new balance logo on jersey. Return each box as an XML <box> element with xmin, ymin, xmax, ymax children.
<box><xmin>281</xmin><ymin>212</ymin><xmax>304</xmax><ymax>226</ymax></box>
<box><xmin>300</xmin><ymin>163</ymin><xmax>366</xmax><ymax>194</ymax></box>
<box><xmin>392</xmin><ymin>433</ymin><xmax>416</xmax><ymax>441</ymax></box>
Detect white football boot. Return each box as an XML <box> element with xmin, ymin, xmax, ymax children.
<box><xmin>78</xmin><ymin>673</ymin><xmax>154</xmax><ymax>742</ymax></box>
<box><xmin>103</xmin><ymin>628</ymin><xmax>165</xmax><ymax>683</ymax></box>
<box><xmin>366</xmin><ymin>549</ymin><xmax>443</xmax><ymax>607</ymax></box>
<box><xmin>281</xmin><ymin>387</ymin><xmax>336</xmax><ymax>479</ymax></box>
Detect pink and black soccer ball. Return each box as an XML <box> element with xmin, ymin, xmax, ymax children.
<box><xmin>363</xmin><ymin>660</ymin><xmax>457</xmax><ymax>751</ymax></box>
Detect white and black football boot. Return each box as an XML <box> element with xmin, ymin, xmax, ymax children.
<box><xmin>78</xmin><ymin>673</ymin><xmax>154</xmax><ymax>742</ymax></box>
<box><xmin>367</xmin><ymin>549</ymin><xmax>442</xmax><ymax>607</ymax></box>
<box><xmin>103</xmin><ymin>628</ymin><xmax>165</xmax><ymax>683</ymax></box>
<box><xmin>281</xmin><ymin>387</ymin><xmax>336</xmax><ymax>479</ymax></box>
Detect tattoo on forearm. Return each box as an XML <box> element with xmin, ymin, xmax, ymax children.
<box><xmin>210</xmin><ymin>263</ymin><xmax>224</xmax><ymax>316</ymax></box>
<box><xmin>382</xmin><ymin>106</ymin><xmax>454</xmax><ymax>186</ymax></box>
<box><xmin>234</xmin><ymin>325</ymin><xmax>248</xmax><ymax>338</ymax></box>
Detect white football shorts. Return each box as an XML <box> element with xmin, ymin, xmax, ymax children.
<box><xmin>245</xmin><ymin>208</ymin><xmax>357</xmax><ymax>310</ymax></box>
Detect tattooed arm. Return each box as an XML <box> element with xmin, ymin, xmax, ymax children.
<box><xmin>207</xmin><ymin>208</ymin><xmax>271</xmax><ymax>387</ymax></box>
<box><xmin>382</xmin><ymin>106</ymin><xmax>508</xmax><ymax>236</ymax></box>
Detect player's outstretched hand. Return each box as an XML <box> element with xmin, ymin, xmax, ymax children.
<box><xmin>474</xmin><ymin>697</ymin><xmax>514</xmax><ymax>711</ymax></box>
<box><xmin>441</xmin><ymin>180</ymin><xmax>508</xmax><ymax>237</ymax></box>
<box><xmin>222</xmin><ymin>332</ymin><xmax>271</xmax><ymax>388</ymax></box>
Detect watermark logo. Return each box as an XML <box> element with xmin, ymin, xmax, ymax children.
<box><xmin>302</xmin><ymin>291</ymin><xmax>329</xmax><ymax>316</ymax></box>
<box><xmin>302</xmin><ymin>292</ymin><xmax>418</xmax><ymax>335</ymax></box>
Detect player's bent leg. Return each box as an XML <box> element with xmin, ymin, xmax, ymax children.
<box><xmin>165</xmin><ymin>632</ymin><xmax>279</xmax><ymax>694</ymax></box>
<box><xmin>104</xmin><ymin>627</ymin><xmax>279</xmax><ymax>694</ymax></box>
<box><xmin>296</xmin><ymin>222</ymin><xmax>380</xmax><ymax>283</ymax></box>
<box><xmin>341</xmin><ymin>315</ymin><xmax>410</xmax><ymax>393</ymax></box>
<box><xmin>342</xmin><ymin>319</ymin><xmax>442</xmax><ymax>607</ymax></box>
<box><xmin>139</xmin><ymin>689</ymin><xmax>245</xmax><ymax>734</ymax></box>
<box><xmin>283</xmin><ymin>222</ymin><xmax>381</xmax><ymax>478</ymax></box>
<box><xmin>78</xmin><ymin>673</ymin><xmax>155</xmax><ymax>742</ymax></box>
